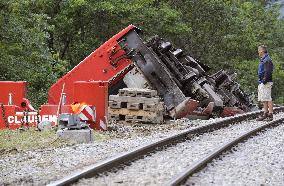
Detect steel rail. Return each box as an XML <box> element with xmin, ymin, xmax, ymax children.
<box><xmin>166</xmin><ymin>113</ymin><xmax>284</xmax><ymax>186</ymax></box>
<box><xmin>48</xmin><ymin>107</ymin><xmax>284</xmax><ymax>186</ymax></box>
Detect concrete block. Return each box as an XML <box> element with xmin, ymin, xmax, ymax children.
<box><xmin>118</xmin><ymin>89</ymin><xmax>129</xmax><ymax>96</ymax></box>
<box><xmin>127</xmin><ymin>102</ymin><xmax>141</xmax><ymax>110</ymax></box>
<box><xmin>119</xmin><ymin>89</ymin><xmax>136</xmax><ymax>97</ymax></box>
<box><xmin>109</xmin><ymin>114</ymin><xmax>120</xmax><ymax>121</ymax></box>
<box><xmin>143</xmin><ymin>103</ymin><xmax>156</xmax><ymax>111</ymax></box>
<box><xmin>57</xmin><ymin>129</ymin><xmax>94</xmax><ymax>143</ymax></box>
<box><xmin>118</xmin><ymin>88</ymin><xmax>157</xmax><ymax>97</ymax></box>
<box><xmin>109</xmin><ymin>95</ymin><xmax>160</xmax><ymax>104</ymax></box>
<box><xmin>125</xmin><ymin>115</ymin><xmax>144</xmax><ymax>122</ymax></box>
<box><xmin>38</xmin><ymin>121</ymin><xmax>52</xmax><ymax>131</ymax></box>
<box><xmin>109</xmin><ymin>101</ymin><xmax>122</xmax><ymax>109</ymax></box>
<box><xmin>109</xmin><ymin>108</ymin><xmax>156</xmax><ymax>117</ymax></box>
<box><xmin>141</xmin><ymin>89</ymin><xmax>157</xmax><ymax>98</ymax></box>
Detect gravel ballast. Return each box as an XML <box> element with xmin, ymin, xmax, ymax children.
<box><xmin>75</xmin><ymin>113</ymin><xmax>284</xmax><ymax>186</ymax></box>
<box><xmin>0</xmin><ymin>117</ymin><xmax>226</xmax><ymax>186</ymax></box>
<box><xmin>185</xmin><ymin>121</ymin><xmax>284</xmax><ymax>185</ymax></box>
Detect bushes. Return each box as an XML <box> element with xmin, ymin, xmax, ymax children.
<box><xmin>1</xmin><ymin>0</ymin><xmax>284</xmax><ymax>106</ymax></box>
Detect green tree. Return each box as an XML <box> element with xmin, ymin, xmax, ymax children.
<box><xmin>168</xmin><ymin>0</ymin><xmax>284</xmax><ymax>103</ymax></box>
<box><xmin>1</xmin><ymin>0</ymin><xmax>284</xmax><ymax>105</ymax></box>
<box><xmin>0</xmin><ymin>0</ymin><xmax>67</xmax><ymax>107</ymax></box>
<box><xmin>31</xmin><ymin>0</ymin><xmax>190</xmax><ymax>67</ymax></box>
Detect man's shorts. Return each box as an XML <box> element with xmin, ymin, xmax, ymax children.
<box><xmin>258</xmin><ymin>82</ymin><xmax>273</xmax><ymax>102</ymax></box>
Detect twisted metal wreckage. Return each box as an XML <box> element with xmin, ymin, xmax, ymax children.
<box><xmin>0</xmin><ymin>25</ymin><xmax>254</xmax><ymax>130</ymax></box>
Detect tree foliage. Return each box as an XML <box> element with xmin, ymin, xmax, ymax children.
<box><xmin>1</xmin><ymin>0</ymin><xmax>284</xmax><ymax>106</ymax></box>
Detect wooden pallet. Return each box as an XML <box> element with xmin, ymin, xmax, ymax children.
<box><xmin>109</xmin><ymin>108</ymin><xmax>163</xmax><ymax>124</ymax></box>
<box><xmin>118</xmin><ymin>88</ymin><xmax>157</xmax><ymax>98</ymax></box>
<box><xmin>109</xmin><ymin>95</ymin><xmax>161</xmax><ymax>111</ymax></box>
<box><xmin>108</xmin><ymin>88</ymin><xmax>164</xmax><ymax>124</ymax></box>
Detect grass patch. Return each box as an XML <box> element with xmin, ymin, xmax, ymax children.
<box><xmin>0</xmin><ymin>128</ymin><xmax>115</xmax><ymax>155</ymax></box>
<box><xmin>0</xmin><ymin>128</ymin><xmax>73</xmax><ymax>155</ymax></box>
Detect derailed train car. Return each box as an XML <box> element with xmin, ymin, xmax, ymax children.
<box><xmin>119</xmin><ymin>31</ymin><xmax>254</xmax><ymax>119</ymax></box>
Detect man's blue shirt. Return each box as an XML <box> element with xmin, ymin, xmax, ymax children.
<box><xmin>258</xmin><ymin>53</ymin><xmax>274</xmax><ymax>84</ymax></box>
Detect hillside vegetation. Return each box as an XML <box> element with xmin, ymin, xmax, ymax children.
<box><xmin>1</xmin><ymin>0</ymin><xmax>284</xmax><ymax>106</ymax></box>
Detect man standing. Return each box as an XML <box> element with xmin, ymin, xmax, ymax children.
<box><xmin>256</xmin><ymin>45</ymin><xmax>274</xmax><ymax>121</ymax></box>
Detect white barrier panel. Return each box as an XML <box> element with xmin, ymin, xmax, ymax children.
<box><xmin>7</xmin><ymin>115</ymin><xmax>57</xmax><ymax>124</ymax></box>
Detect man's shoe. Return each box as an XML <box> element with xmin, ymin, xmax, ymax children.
<box><xmin>256</xmin><ymin>112</ymin><xmax>268</xmax><ymax>121</ymax></box>
<box><xmin>266</xmin><ymin>113</ymin><xmax>273</xmax><ymax>121</ymax></box>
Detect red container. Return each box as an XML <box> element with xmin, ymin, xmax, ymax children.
<box><xmin>0</xmin><ymin>81</ymin><xmax>27</xmax><ymax>107</ymax></box>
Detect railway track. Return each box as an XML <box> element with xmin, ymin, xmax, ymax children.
<box><xmin>48</xmin><ymin>107</ymin><xmax>284</xmax><ymax>186</ymax></box>
<box><xmin>167</xmin><ymin>113</ymin><xmax>284</xmax><ymax>186</ymax></box>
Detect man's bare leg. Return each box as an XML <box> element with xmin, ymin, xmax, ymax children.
<box><xmin>263</xmin><ymin>101</ymin><xmax>268</xmax><ymax>113</ymax></box>
<box><xmin>267</xmin><ymin>100</ymin><xmax>274</xmax><ymax>121</ymax></box>
<box><xmin>268</xmin><ymin>101</ymin><xmax>273</xmax><ymax>114</ymax></box>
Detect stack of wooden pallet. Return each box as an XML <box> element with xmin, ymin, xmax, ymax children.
<box><xmin>108</xmin><ymin>88</ymin><xmax>164</xmax><ymax>124</ymax></box>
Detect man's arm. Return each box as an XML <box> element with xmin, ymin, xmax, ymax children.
<box><xmin>263</xmin><ymin>61</ymin><xmax>273</xmax><ymax>84</ymax></box>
